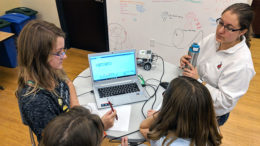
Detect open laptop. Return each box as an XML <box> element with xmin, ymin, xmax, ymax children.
<box><xmin>88</xmin><ymin>49</ymin><xmax>148</xmax><ymax>109</ymax></box>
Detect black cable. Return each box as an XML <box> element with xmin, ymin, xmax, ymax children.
<box><xmin>145</xmin><ymin>78</ymin><xmax>160</xmax><ymax>83</ymax></box>
<box><xmin>77</xmin><ymin>90</ymin><xmax>93</xmax><ymax>97</ymax></box>
<box><xmin>141</xmin><ymin>84</ymin><xmax>156</xmax><ymax>118</ymax></box>
<box><xmin>136</xmin><ymin>141</ymin><xmax>146</xmax><ymax>146</ymax></box>
<box><xmin>109</xmin><ymin>83</ymin><xmax>157</xmax><ymax>143</ymax></box>
<box><xmin>108</xmin><ymin>130</ymin><xmax>140</xmax><ymax>142</ymax></box>
<box><xmin>149</xmin><ymin>55</ymin><xmax>164</xmax><ymax>97</ymax></box>
<box><xmin>151</xmin><ymin>89</ymin><xmax>157</xmax><ymax>110</ymax></box>
<box><xmin>150</xmin><ymin>56</ymin><xmax>165</xmax><ymax>109</ymax></box>
<box><xmin>146</xmin><ymin>80</ymin><xmax>161</xmax><ymax>110</ymax></box>
<box><xmin>146</xmin><ymin>83</ymin><xmax>158</xmax><ymax>110</ymax></box>
<box><xmin>145</xmin><ymin>83</ymin><xmax>157</xmax><ymax>111</ymax></box>
<box><xmin>140</xmin><ymin>55</ymin><xmax>165</xmax><ymax>119</ymax></box>
<box><xmin>143</xmin><ymin>84</ymin><xmax>152</xmax><ymax>97</ymax></box>
<box><xmin>145</xmin><ymin>83</ymin><xmax>157</xmax><ymax>88</ymax></box>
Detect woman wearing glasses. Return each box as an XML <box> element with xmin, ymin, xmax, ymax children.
<box><xmin>16</xmin><ymin>20</ymin><xmax>117</xmax><ymax>142</ymax></box>
<box><xmin>180</xmin><ymin>3</ymin><xmax>255</xmax><ymax>126</ymax></box>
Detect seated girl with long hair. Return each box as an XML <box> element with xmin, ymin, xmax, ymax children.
<box><xmin>140</xmin><ymin>76</ymin><xmax>222</xmax><ymax>146</ymax></box>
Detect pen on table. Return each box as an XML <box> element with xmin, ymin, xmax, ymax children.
<box><xmin>108</xmin><ymin>101</ymin><xmax>118</xmax><ymax>120</ymax></box>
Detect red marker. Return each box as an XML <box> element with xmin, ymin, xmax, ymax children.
<box><xmin>103</xmin><ymin>131</ymin><xmax>107</xmax><ymax>138</ymax></box>
<box><xmin>108</xmin><ymin>101</ymin><xmax>118</xmax><ymax>120</ymax></box>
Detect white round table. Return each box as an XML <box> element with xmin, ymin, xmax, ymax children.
<box><xmin>73</xmin><ymin>60</ymin><xmax>181</xmax><ymax>144</ymax></box>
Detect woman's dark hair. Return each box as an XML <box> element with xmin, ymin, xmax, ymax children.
<box><xmin>39</xmin><ymin>106</ymin><xmax>104</xmax><ymax>146</ymax></box>
<box><xmin>222</xmin><ymin>3</ymin><xmax>254</xmax><ymax>48</ymax></box>
<box><xmin>147</xmin><ymin>76</ymin><xmax>222</xmax><ymax>146</ymax></box>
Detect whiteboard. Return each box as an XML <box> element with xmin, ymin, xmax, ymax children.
<box><xmin>106</xmin><ymin>0</ymin><xmax>250</xmax><ymax>65</ymax></box>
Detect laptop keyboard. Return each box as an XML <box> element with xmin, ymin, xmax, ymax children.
<box><xmin>98</xmin><ymin>83</ymin><xmax>140</xmax><ymax>98</ymax></box>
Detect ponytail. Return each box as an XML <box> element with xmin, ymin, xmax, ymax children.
<box><xmin>223</xmin><ymin>3</ymin><xmax>254</xmax><ymax>48</ymax></box>
<box><xmin>244</xmin><ymin>26</ymin><xmax>253</xmax><ymax>48</ymax></box>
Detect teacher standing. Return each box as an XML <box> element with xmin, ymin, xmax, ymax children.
<box><xmin>180</xmin><ymin>3</ymin><xmax>255</xmax><ymax>126</ymax></box>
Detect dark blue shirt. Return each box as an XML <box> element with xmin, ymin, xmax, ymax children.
<box><xmin>17</xmin><ymin>81</ymin><xmax>70</xmax><ymax>142</ymax></box>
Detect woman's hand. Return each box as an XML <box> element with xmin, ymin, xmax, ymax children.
<box><xmin>121</xmin><ymin>137</ymin><xmax>128</xmax><ymax>146</ymax></box>
<box><xmin>147</xmin><ymin>110</ymin><xmax>157</xmax><ymax>118</ymax></box>
<box><xmin>66</xmin><ymin>79</ymin><xmax>80</xmax><ymax>107</ymax></box>
<box><xmin>180</xmin><ymin>55</ymin><xmax>191</xmax><ymax>69</ymax></box>
<box><xmin>182</xmin><ymin>62</ymin><xmax>199</xmax><ymax>80</ymax></box>
<box><xmin>101</xmin><ymin>110</ymin><xmax>117</xmax><ymax>130</ymax></box>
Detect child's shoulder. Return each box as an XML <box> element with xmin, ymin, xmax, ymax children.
<box><xmin>150</xmin><ymin>136</ymin><xmax>191</xmax><ymax>146</ymax></box>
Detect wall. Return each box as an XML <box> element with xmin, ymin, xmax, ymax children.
<box><xmin>106</xmin><ymin>0</ymin><xmax>253</xmax><ymax>65</ymax></box>
<box><xmin>21</xmin><ymin>0</ymin><xmax>60</xmax><ymax>27</ymax></box>
<box><xmin>0</xmin><ymin>0</ymin><xmax>21</xmax><ymax>16</ymax></box>
<box><xmin>0</xmin><ymin>0</ymin><xmax>60</xmax><ymax>27</ymax></box>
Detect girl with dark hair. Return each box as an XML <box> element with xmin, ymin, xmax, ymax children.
<box><xmin>140</xmin><ymin>76</ymin><xmax>222</xmax><ymax>146</ymax></box>
<box><xmin>40</xmin><ymin>106</ymin><xmax>104</xmax><ymax>146</ymax></box>
<box><xmin>16</xmin><ymin>20</ymin><xmax>117</xmax><ymax>142</ymax></box>
<box><xmin>180</xmin><ymin>3</ymin><xmax>255</xmax><ymax>125</ymax></box>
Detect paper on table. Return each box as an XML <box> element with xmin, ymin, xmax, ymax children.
<box><xmin>83</xmin><ymin>103</ymin><xmax>131</xmax><ymax>132</ymax></box>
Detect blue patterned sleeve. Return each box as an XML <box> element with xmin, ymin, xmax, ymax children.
<box><xmin>18</xmin><ymin>92</ymin><xmax>62</xmax><ymax>142</ymax></box>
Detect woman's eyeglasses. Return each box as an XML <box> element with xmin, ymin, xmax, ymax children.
<box><xmin>216</xmin><ymin>18</ymin><xmax>243</xmax><ymax>32</ymax></box>
<box><xmin>51</xmin><ymin>48</ymin><xmax>67</xmax><ymax>58</ymax></box>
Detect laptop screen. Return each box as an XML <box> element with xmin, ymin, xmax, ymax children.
<box><xmin>89</xmin><ymin>51</ymin><xmax>136</xmax><ymax>82</ymax></box>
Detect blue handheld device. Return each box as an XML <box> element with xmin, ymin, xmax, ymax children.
<box><xmin>186</xmin><ymin>42</ymin><xmax>200</xmax><ymax>68</ymax></box>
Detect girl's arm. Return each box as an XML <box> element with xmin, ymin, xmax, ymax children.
<box><xmin>140</xmin><ymin>112</ymin><xmax>159</xmax><ymax>139</ymax></box>
<box><xmin>66</xmin><ymin>80</ymin><xmax>79</xmax><ymax>107</ymax></box>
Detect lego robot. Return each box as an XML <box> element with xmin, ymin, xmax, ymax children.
<box><xmin>136</xmin><ymin>50</ymin><xmax>154</xmax><ymax>71</ymax></box>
